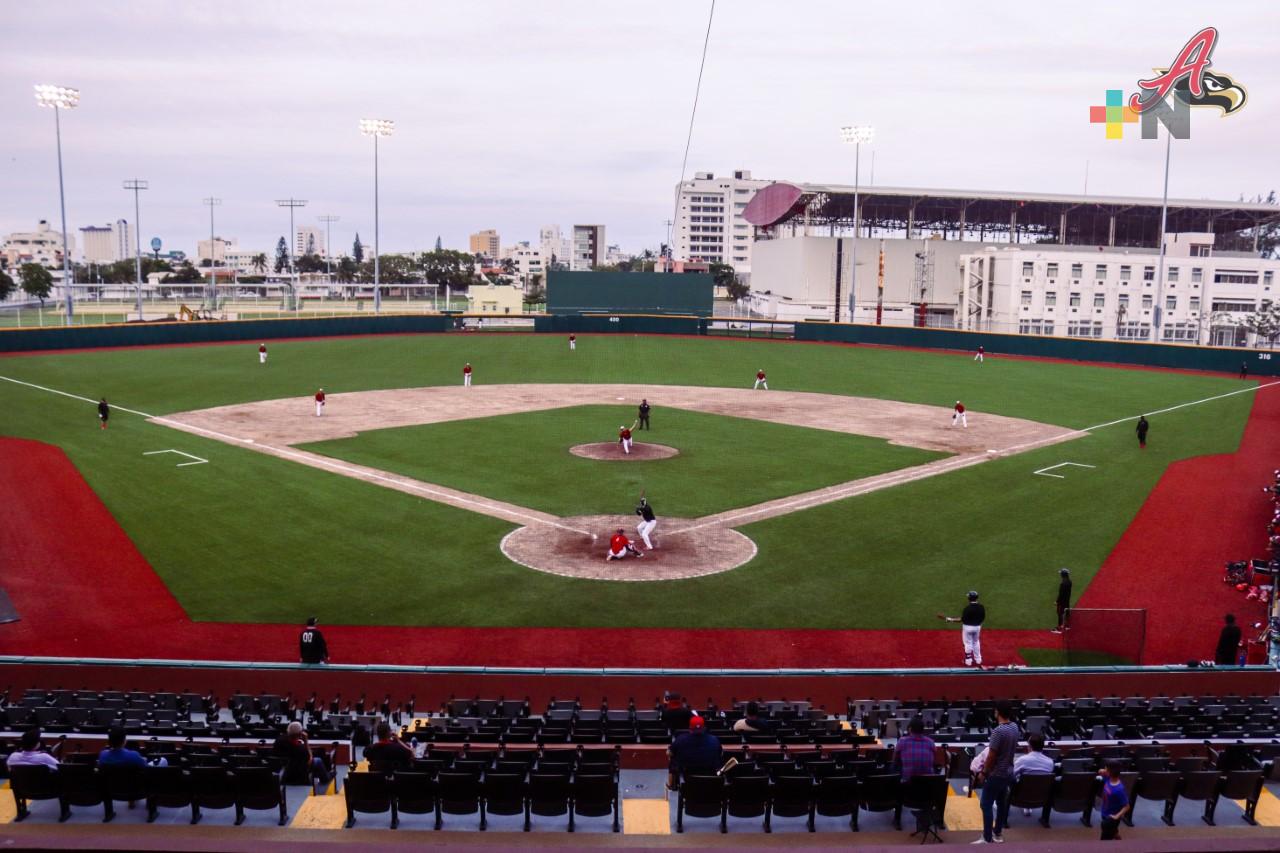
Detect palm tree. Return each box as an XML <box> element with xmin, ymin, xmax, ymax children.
<box><xmin>251</xmin><ymin>253</ymin><xmax>268</xmax><ymax>275</ymax></box>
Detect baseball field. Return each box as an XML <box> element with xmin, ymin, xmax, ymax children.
<box><xmin>0</xmin><ymin>331</ymin><xmax>1275</xmax><ymax>668</ymax></box>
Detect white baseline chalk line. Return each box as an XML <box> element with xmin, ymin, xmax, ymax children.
<box><xmin>0</xmin><ymin>373</ymin><xmax>588</xmax><ymax>536</ymax></box>
<box><xmin>143</xmin><ymin>449</ymin><xmax>208</xmax><ymax>467</ymax></box>
<box><xmin>4</xmin><ymin>374</ymin><xmax>1278</xmax><ymax>534</ymax></box>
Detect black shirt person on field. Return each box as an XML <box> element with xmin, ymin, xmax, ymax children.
<box><xmin>638</xmin><ymin>399</ymin><xmax>651</xmax><ymax>430</ymax></box>
<box><xmin>1239</xmin><ymin>362</ymin><xmax>1248</xmax><ymax>380</ymax></box>
<box><xmin>1215</xmin><ymin>614</ymin><xmax>1242</xmax><ymax>665</ymax></box>
<box><xmin>98</xmin><ymin>398</ymin><xmax>110</xmax><ymax>430</ymax></box>
<box><xmin>1052</xmin><ymin>568</ymin><xmax>1072</xmax><ymax>633</ymax></box>
<box><xmin>1135</xmin><ymin>415</ymin><xmax>1149</xmax><ymax>449</ymax></box>
<box><xmin>300</xmin><ymin>616</ymin><xmax>329</xmax><ymax>664</ymax></box>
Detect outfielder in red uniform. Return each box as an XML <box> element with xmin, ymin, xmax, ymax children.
<box><xmin>463</xmin><ymin>363</ymin><xmax>473</xmax><ymax>387</ymax></box>
<box><xmin>259</xmin><ymin>343</ymin><xmax>268</xmax><ymax>365</ymax></box>
<box><xmin>754</xmin><ymin>369</ymin><xmax>768</xmax><ymax>390</ymax></box>
<box><xmin>605</xmin><ymin>528</ymin><xmax>643</xmax><ymax>561</ymax></box>
<box><xmin>619</xmin><ymin>425</ymin><xmax>633</xmax><ymax>454</ymax></box>
<box><xmin>315</xmin><ymin>388</ymin><xmax>326</xmax><ymax>417</ymax></box>
<box><xmin>951</xmin><ymin>400</ymin><xmax>967</xmax><ymax>428</ymax></box>
<box><xmin>974</xmin><ymin>345</ymin><xmax>984</xmax><ymax>363</ymax></box>
<box><xmin>569</xmin><ymin>334</ymin><xmax>577</xmax><ymax>351</ymax></box>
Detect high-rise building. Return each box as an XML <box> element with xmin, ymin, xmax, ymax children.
<box><xmin>539</xmin><ymin>225</ymin><xmax>571</xmax><ymax>268</ymax></box>
<box><xmin>673</xmin><ymin>169</ymin><xmax>770</xmax><ymax>273</ymax></box>
<box><xmin>469</xmin><ymin>229</ymin><xmax>500</xmax><ymax>259</ymax></box>
<box><xmin>78</xmin><ymin>219</ymin><xmax>133</xmax><ymax>264</ymax></box>
<box><xmin>571</xmin><ymin>225</ymin><xmax>605</xmax><ymax>271</ymax></box>
<box><xmin>295</xmin><ymin>226</ymin><xmax>325</xmax><ymax>258</ymax></box>
<box><xmin>80</xmin><ymin>226</ymin><xmax>115</xmax><ymax>264</ymax></box>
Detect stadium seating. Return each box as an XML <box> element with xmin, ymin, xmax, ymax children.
<box><xmin>2</xmin><ymin>686</ymin><xmax>1278</xmax><ymax>840</ymax></box>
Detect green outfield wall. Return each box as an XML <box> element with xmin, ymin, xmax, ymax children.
<box><xmin>546</xmin><ymin>271</ymin><xmax>713</xmax><ymax>317</ymax></box>
<box><xmin>794</xmin><ymin>321</ymin><xmax>1280</xmax><ymax>376</ymax></box>
<box><xmin>0</xmin><ymin>313</ymin><xmax>452</xmax><ymax>353</ymax></box>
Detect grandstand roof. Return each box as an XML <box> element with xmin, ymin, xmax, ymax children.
<box><xmin>743</xmin><ymin>182</ymin><xmax>1280</xmax><ymax>249</ymax></box>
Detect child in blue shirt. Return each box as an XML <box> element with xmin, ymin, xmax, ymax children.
<box><xmin>1099</xmin><ymin>760</ymin><xmax>1130</xmax><ymax>840</ymax></box>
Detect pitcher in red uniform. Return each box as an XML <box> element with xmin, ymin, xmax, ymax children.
<box><xmin>618</xmin><ymin>425</ymin><xmax>633</xmax><ymax>454</ymax></box>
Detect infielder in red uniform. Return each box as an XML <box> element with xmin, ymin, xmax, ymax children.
<box><xmin>619</xmin><ymin>425</ymin><xmax>633</xmax><ymax>454</ymax></box>
<box><xmin>259</xmin><ymin>343</ymin><xmax>268</xmax><ymax>365</ymax></box>
<box><xmin>605</xmin><ymin>528</ymin><xmax>644</xmax><ymax>561</ymax></box>
<box><xmin>463</xmin><ymin>363</ymin><xmax>473</xmax><ymax>387</ymax></box>
<box><xmin>974</xmin><ymin>345</ymin><xmax>985</xmax><ymax>363</ymax></box>
<box><xmin>951</xmin><ymin>400</ymin><xmax>967</xmax><ymax>428</ymax></box>
<box><xmin>315</xmin><ymin>388</ymin><xmax>326</xmax><ymax>417</ymax></box>
<box><xmin>754</xmin><ymin>369</ymin><xmax>768</xmax><ymax>390</ymax></box>
<box><xmin>569</xmin><ymin>334</ymin><xmax>577</xmax><ymax>351</ymax></box>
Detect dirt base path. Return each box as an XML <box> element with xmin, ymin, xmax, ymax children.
<box><xmin>159</xmin><ymin>384</ymin><xmax>1077</xmax><ymax>580</ymax></box>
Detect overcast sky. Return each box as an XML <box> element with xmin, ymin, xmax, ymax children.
<box><xmin>3</xmin><ymin>1</ymin><xmax>1276</xmax><ymax>257</ymax></box>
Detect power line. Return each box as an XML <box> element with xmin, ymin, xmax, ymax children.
<box><xmin>668</xmin><ymin>0</ymin><xmax>716</xmax><ymax>255</ymax></box>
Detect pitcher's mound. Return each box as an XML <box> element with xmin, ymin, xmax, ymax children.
<box><xmin>501</xmin><ymin>515</ymin><xmax>755</xmax><ymax>581</ymax></box>
<box><xmin>569</xmin><ymin>442</ymin><xmax>679</xmax><ymax>461</ymax></box>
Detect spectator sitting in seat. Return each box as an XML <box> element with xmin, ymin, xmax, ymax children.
<box><xmin>272</xmin><ymin>721</ymin><xmax>331</xmax><ymax>786</ymax></box>
<box><xmin>1014</xmin><ymin>732</ymin><xmax>1054</xmax><ymax>815</ymax></box>
<box><xmin>661</xmin><ymin>691</ymin><xmax>694</xmax><ymax>732</ymax></box>
<box><xmin>732</xmin><ymin>701</ymin><xmax>778</xmax><ymax>734</ymax></box>
<box><xmin>1013</xmin><ymin>733</ymin><xmax>1053</xmax><ymax>779</ymax></box>
<box><xmin>892</xmin><ymin>716</ymin><xmax>937</xmax><ymax>781</ymax></box>
<box><xmin>666</xmin><ymin>714</ymin><xmax>722</xmax><ymax>790</ymax></box>
<box><xmin>98</xmin><ymin>725</ymin><xmax>165</xmax><ymax>768</ymax></box>
<box><xmin>363</xmin><ymin>721</ymin><xmax>414</xmax><ymax>769</ymax></box>
<box><xmin>6</xmin><ymin>728</ymin><xmax>60</xmax><ymax>771</ymax></box>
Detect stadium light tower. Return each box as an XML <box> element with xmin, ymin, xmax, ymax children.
<box><xmin>34</xmin><ymin>84</ymin><xmax>79</xmax><ymax>325</ymax></box>
<box><xmin>359</xmin><ymin>118</ymin><xmax>394</xmax><ymax>314</ymax></box>
<box><xmin>203</xmin><ymin>197</ymin><xmax>222</xmax><ymax>308</ymax></box>
<box><xmin>275</xmin><ymin>198</ymin><xmax>309</xmax><ymax>282</ymax></box>
<box><xmin>123</xmin><ymin>179</ymin><xmax>148</xmax><ymax>320</ymax></box>
<box><xmin>318</xmin><ymin>214</ymin><xmax>340</xmax><ymax>281</ymax></box>
<box><xmin>840</xmin><ymin>125</ymin><xmax>875</xmax><ymax>324</ymax></box>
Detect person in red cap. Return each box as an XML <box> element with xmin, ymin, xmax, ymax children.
<box><xmin>259</xmin><ymin>342</ymin><xmax>268</xmax><ymax>365</ymax></box>
<box><xmin>753</xmin><ymin>368</ymin><xmax>768</xmax><ymax>390</ymax></box>
<box><xmin>951</xmin><ymin>400</ymin><xmax>967</xmax><ymax>428</ymax></box>
<box><xmin>314</xmin><ymin>388</ymin><xmax>326</xmax><ymax>417</ymax></box>
<box><xmin>569</xmin><ymin>334</ymin><xmax>577</xmax><ymax>351</ymax></box>
<box><xmin>667</xmin><ymin>713</ymin><xmax>722</xmax><ymax>790</ymax></box>
<box><xmin>463</xmin><ymin>363</ymin><xmax>473</xmax><ymax>387</ymax></box>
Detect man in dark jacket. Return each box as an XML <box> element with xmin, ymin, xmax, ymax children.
<box><xmin>1051</xmin><ymin>568</ymin><xmax>1072</xmax><ymax>633</ymax></box>
<box><xmin>300</xmin><ymin>616</ymin><xmax>329</xmax><ymax>664</ymax></box>
<box><xmin>1215</xmin><ymin>614</ymin><xmax>1242</xmax><ymax>665</ymax></box>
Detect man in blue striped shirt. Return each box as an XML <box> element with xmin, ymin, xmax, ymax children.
<box><xmin>974</xmin><ymin>701</ymin><xmax>1018</xmax><ymax>844</ymax></box>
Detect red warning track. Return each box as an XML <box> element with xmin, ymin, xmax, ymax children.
<box><xmin>1</xmin><ymin>386</ymin><xmax>1276</xmax><ymax>668</ymax></box>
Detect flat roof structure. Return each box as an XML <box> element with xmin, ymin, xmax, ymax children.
<box><xmin>743</xmin><ymin>182</ymin><xmax>1280</xmax><ymax>250</ymax></box>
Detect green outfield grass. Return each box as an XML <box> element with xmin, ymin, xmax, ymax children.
<box><xmin>0</xmin><ymin>333</ymin><xmax>1255</xmax><ymax>629</ymax></box>
<box><xmin>300</xmin><ymin>405</ymin><xmax>945</xmax><ymax>517</ymax></box>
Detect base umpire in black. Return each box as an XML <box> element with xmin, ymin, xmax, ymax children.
<box><xmin>638</xmin><ymin>399</ymin><xmax>651</xmax><ymax>430</ymax></box>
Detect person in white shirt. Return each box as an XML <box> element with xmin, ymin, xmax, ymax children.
<box><xmin>1014</xmin><ymin>732</ymin><xmax>1055</xmax><ymax>816</ymax></box>
<box><xmin>6</xmin><ymin>728</ymin><xmax>60</xmax><ymax>771</ymax></box>
<box><xmin>1013</xmin><ymin>733</ymin><xmax>1054</xmax><ymax>779</ymax></box>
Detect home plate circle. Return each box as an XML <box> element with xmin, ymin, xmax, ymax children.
<box><xmin>500</xmin><ymin>515</ymin><xmax>757</xmax><ymax>581</ymax></box>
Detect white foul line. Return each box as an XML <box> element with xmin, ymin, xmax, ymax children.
<box><xmin>0</xmin><ymin>373</ymin><xmax>587</xmax><ymax>536</ymax></box>
<box><xmin>143</xmin><ymin>449</ymin><xmax>208</xmax><ymax>467</ymax></box>
<box><xmin>4</xmin><ymin>373</ymin><xmax>1278</xmax><ymax>536</ymax></box>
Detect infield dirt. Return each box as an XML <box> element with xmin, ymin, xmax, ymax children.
<box><xmin>159</xmin><ymin>384</ymin><xmax>1077</xmax><ymax>580</ymax></box>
